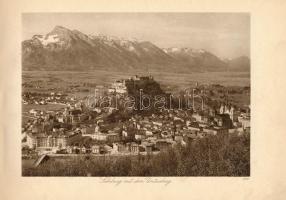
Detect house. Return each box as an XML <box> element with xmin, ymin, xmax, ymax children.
<box><xmin>145</xmin><ymin>130</ymin><xmax>153</xmax><ymax>136</ymax></box>
<box><xmin>144</xmin><ymin>136</ymin><xmax>157</xmax><ymax>144</ymax></box>
<box><xmin>81</xmin><ymin>125</ymin><xmax>97</xmax><ymax>135</ymax></box>
<box><xmin>192</xmin><ymin>113</ymin><xmax>203</xmax><ymax>122</ymax></box>
<box><xmin>107</xmin><ymin>133</ymin><xmax>120</xmax><ymax>143</ymax></box>
<box><xmin>91</xmin><ymin>145</ymin><xmax>100</xmax><ymax>154</ymax></box>
<box><xmin>26</xmin><ymin>133</ymin><xmax>37</xmax><ymax>149</ymax></box>
<box><xmin>117</xmin><ymin>143</ymin><xmax>129</xmax><ymax>153</ymax></box>
<box><xmin>93</xmin><ymin>133</ymin><xmax>107</xmax><ymax>141</ymax></box>
<box><xmin>26</xmin><ymin>131</ymin><xmax>81</xmax><ymax>151</ymax></box>
<box><xmin>174</xmin><ymin>116</ymin><xmax>184</xmax><ymax>122</ymax></box>
<box><xmin>81</xmin><ymin>146</ymin><xmax>87</xmax><ymax>154</ymax></box>
<box><xmin>66</xmin><ymin>146</ymin><xmax>73</xmax><ymax>154</ymax></box>
<box><xmin>135</xmin><ymin>133</ymin><xmax>145</xmax><ymax>141</ymax></box>
<box><xmin>128</xmin><ymin>143</ymin><xmax>139</xmax><ymax>153</ymax></box>
<box><xmin>111</xmin><ymin>143</ymin><xmax>119</xmax><ymax>154</ymax></box>
<box><xmin>153</xmin><ymin>121</ymin><xmax>163</xmax><ymax>126</ymax></box>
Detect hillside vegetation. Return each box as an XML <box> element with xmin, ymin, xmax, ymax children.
<box><xmin>23</xmin><ymin>132</ymin><xmax>250</xmax><ymax>176</ymax></box>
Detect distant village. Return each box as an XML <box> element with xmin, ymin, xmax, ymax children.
<box><xmin>22</xmin><ymin>75</ymin><xmax>250</xmax><ymax>159</ymax></box>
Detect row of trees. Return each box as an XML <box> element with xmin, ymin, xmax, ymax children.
<box><xmin>23</xmin><ymin>132</ymin><xmax>250</xmax><ymax>176</ymax></box>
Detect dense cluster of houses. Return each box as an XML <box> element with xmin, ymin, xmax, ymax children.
<box><xmin>22</xmin><ymin>91</ymin><xmax>74</xmax><ymax>105</ymax></box>
<box><xmin>22</xmin><ymin>76</ymin><xmax>250</xmax><ymax>157</ymax></box>
<box><xmin>22</xmin><ymin>107</ymin><xmax>250</xmax><ymax>156</ymax></box>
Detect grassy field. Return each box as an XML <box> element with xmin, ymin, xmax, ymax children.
<box><xmin>23</xmin><ymin>70</ymin><xmax>250</xmax><ymax>92</ymax></box>
<box><xmin>22</xmin><ymin>70</ymin><xmax>250</xmax><ymax>109</ymax></box>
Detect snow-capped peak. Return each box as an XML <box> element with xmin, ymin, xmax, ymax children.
<box><xmin>192</xmin><ymin>49</ymin><xmax>206</xmax><ymax>53</ymax></box>
<box><xmin>163</xmin><ymin>47</ymin><xmax>207</xmax><ymax>54</ymax></box>
<box><xmin>34</xmin><ymin>34</ymin><xmax>60</xmax><ymax>46</ymax></box>
<box><xmin>171</xmin><ymin>47</ymin><xmax>180</xmax><ymax>52</ymax></box>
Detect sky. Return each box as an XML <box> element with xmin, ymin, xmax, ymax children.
<box><xmin>22</xmin><ymin>13</ymin><xmax>250</xmax><ymax>59</ymax></box>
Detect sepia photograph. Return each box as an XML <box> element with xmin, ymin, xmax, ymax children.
<box><xmin>21</xmin><ymin>13</ymin><xmax>250</xmax><ymax>176</ymax></box>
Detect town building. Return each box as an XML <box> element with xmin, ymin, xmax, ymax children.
<box><xmin>26</xmin><ymin>131</ymin><xmax>81</xmax><ymax>151</ymax></box>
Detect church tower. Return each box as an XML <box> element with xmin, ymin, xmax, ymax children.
<box><xmin>220</xmin><ymin>104</ymin><xmax>225</xmax><ymax>114</ymax></box>
<box><xmin>229</xmin><ymin>106</ymin><xmax>235</xmax><ymax>121</ymax></box>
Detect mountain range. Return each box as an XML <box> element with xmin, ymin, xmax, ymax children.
<box><xmin>22</xmin><ymin>26</ymin><xmax>250</xmax><ymax>72</ymax></box>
